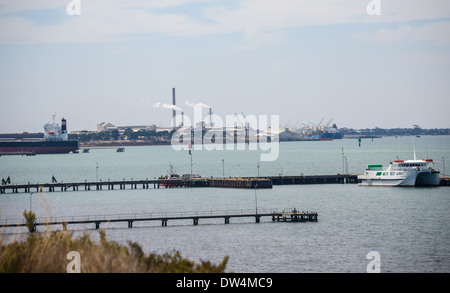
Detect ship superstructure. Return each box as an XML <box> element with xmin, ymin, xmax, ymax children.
<box><xmin>0</xmin><ymin>116</ymin><xmax>79</xmax><ymax>155</ymax></box>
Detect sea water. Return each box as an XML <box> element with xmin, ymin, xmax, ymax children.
<box><xmin>1</xmin><ymin>136</ymin><xmax>449</xmax><ymax>272</ymax></box>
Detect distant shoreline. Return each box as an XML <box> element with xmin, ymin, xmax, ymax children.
<box><xmin>78</xmin><ymin>134</ymin><xmax>449</xmax><ymax>148</ymax></box>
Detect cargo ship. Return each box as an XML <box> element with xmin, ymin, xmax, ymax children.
<box><xmin>0</xmin><ymin>117</ymin><xmax>79</xmax><ymax>155</ymax></box>
<box><xmin>298</xmin><ymin>121</ymin><xmax>343</xmax><ymax>141</ymax></box>
<box><xmin>300</xmin><ymin>132</ymin><xmax>334</xmax><ymax>141</ymax></box>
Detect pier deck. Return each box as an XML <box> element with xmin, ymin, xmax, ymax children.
<box><xmin>0</xmin><ymin>209</ymin><xmax>318</xmax><ymax>231</ymax></box>
<box><xmin>0</xmin><ymin>174</ymin><xmax>361</xmax><ymax>194</ymax></box>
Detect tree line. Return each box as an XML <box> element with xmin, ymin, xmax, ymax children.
<box><xmin>339</xmin><ymin>126</ymin><xmax>450</xmax><ymax>136</ymax></box>
<box><xmin>69</xmin><ymin>126</ymin><xmax>450</xmax><ymax>142</ymax></box>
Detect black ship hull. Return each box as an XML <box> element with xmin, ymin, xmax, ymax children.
<box><xmin>0</xmin><ymin>140</ymin><xmax>79</xmax><ymax>155</ymax></box>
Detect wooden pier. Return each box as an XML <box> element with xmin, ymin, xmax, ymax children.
<box><xmin>439</xmin><ymin>177</ymin><xmax>450</xmax><ymax>186</ymax></box>
<box><xmin>0</xmin><ymin>174</ymin><xmax>362</xmax><ymax>194</ymax></box>
<box><xmin>208</xmin><ymin>178</ymin><xmax>273</xmax><ymax>189</ymax></box>
<box><xmin>0</xmin><ymin>209</ymin><xmax>318</xmax><ymax>232</ymax></box>
<box><xmin>268</xmin><ymin>174</ymin><xmax>359</xmax><ymax>185</ymax></box>
<box><xmin>0</xmin><ymin>177</ymin><xmax>269</xmax><ymax>194</ymax></box>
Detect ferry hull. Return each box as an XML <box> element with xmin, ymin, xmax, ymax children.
<box><xmin>415</xmin><ymin>172</ymin><xmax>441</xmax><ymax>186</ymax></box>
<box><xmin>358</xmin><ymin>179</ymin><xmax>406</xmax><ymax>187</ymax></box>
<box><xmin>358</xmin><ymin>172</ymin><xmax>441</xmax><ymax>187</ymax></box>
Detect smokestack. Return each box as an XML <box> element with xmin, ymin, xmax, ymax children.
<box><xmin>61</xmin><ymin>117</ymin><xmax>67</xmax><ymax>133</ymax></box>
<box><xmin>172</xmin><ymin>88</ymin><xmax>176</xmax><ymax>127</ymax></box>
<box><xmin>209</xmin><ymin>108</ymin><xmax>213</xmax><ymax>127</ymax></box>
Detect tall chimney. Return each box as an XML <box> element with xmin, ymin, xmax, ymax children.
<box><xmin>61</xmin><ymin>118</ymin><xmax>67</xmax><ymax>133</ymax></box>
<box><xmin>172</xmin><ymin>88</ymin><xmax>176</xmax><ymax>128</ymax></box>
<box><xmin>209</xmin><ymin>108</ymin><xmax>213</xmax><ymax>127</ymax></box>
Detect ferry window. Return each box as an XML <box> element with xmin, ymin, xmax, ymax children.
<box><xmin>390</xmin><ymin>172</ymin><xmax>395</xmax><ymax>175</ymax></box>
<box><xmin>376</xmin><ymin>172</ymin><xmax>382</xmax><ymax>176</ymax></box>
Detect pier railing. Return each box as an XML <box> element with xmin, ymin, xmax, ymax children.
<box><xmin>0</xmin><ymin>208</ymin><xmax>285</xmax><ymax>226</ymax></box>
<box><xmin>0</xmin><ymin>208</ymin><xmax>318</xmax><ymax>230</ymax></box>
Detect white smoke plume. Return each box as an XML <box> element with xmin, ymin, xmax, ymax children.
<box><xmin>185</xmin><ymin>100</ymin><xmax>210</xmax><ymax>109</ymax></box>
<box><xmin>162</xmin><ymin>103</ymin><xmax>183</xmax><ymax>112</ymax></box>
<box><xmin>153</xmin><ymin>102</ymin><xmax>183</xmax><ymax>112</ymax></box>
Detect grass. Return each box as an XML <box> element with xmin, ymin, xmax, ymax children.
<box><xmin>0</xmin><ymin>211</ymin><xmax>229</xmax><ymax>273</ymax></box>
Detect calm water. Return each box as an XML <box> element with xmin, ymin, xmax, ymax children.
<box><xmin>1</xmin><ymin>136</ymin><xmax>449</xmax><ymax>272</ymax></box>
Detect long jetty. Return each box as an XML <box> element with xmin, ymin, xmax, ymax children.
<box><xmin>1</xmin><ymin>174</ymin><xmax>448</xmax><ymax>194</ymax></box>
<box><xmin>0</xmin><ymin>174</ymin><xmax>360</xmax><ymax>194</ymax></box>
<box><xmin>0</xmin><ymin>208</ymin><xmax>318</xmax><ymax>232</ymax></box>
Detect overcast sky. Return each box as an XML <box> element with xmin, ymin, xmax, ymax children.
<box><xmin>0</xmin><ymin>0</ymin><xmax>449</xmax><ymax>133</ymax></box>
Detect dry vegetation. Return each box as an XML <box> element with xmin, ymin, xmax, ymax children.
<box><xmin>0</xmin><ymin>211</ymin><xmax>229</xmax><ymax>273</ymax></box>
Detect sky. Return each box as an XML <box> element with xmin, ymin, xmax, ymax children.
<box><xmin>0</xmin><ymin>0</ymin><xmax>449</xmax><ymax>133</ymax></box>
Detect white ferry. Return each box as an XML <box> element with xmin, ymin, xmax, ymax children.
<box><xmin>358</xmin><ymin>157</ymin><xmax>441</xmax><ymax>187</ymax></box>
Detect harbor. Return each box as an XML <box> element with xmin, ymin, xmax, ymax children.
<box><xmin>1</xmin><ymin>136</ymin><xmax>449</xmax><ymax>273</ymax></box>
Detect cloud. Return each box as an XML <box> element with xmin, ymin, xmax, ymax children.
<box><xmin>1</xmin><ymin>0</ymin><xmax>450</xmax><ymax>45</ymax></box>
<box><xmin>411</xmin><ymin>21</ymin><xmax>450</xmax><ymax>46</ymax></box>
<box><xmin>205</xmin><ymin>0</ymin><xmax>450</xmax><ymax>33</ymax></box>
<box><xmin>0</xmin><ymin>0</ymin><xmax>215</xmax><ymax>43</ymax></box>
<box><xmin>354</xmin><ymin>21</ymin><xmax>450</xmax><ymax>46</ymax></box>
